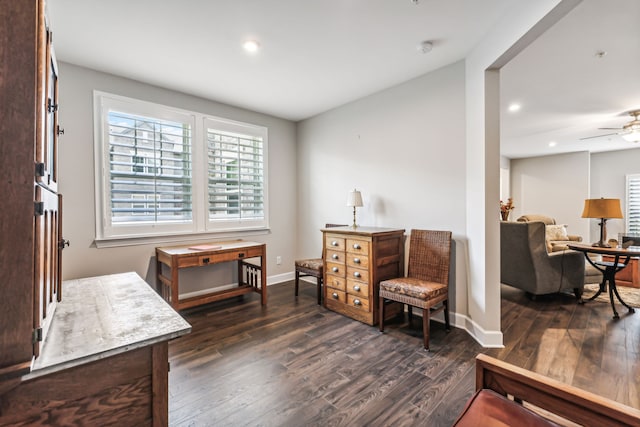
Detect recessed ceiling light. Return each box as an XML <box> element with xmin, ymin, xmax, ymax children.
<box><xmin>243</xmin><ymin>40</ymin><xmax>260</xmax><ymax>53</ymax></box>
<box><xmin>508</xmin><ymin>103</ymin><xmax>521</xmax><ymax>112</ymax></box>
<box><xmin>548</xmin><ymin>141</ymin><xmax>557</xmax><ymax>147</ymax></box>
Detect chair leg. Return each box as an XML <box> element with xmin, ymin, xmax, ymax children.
<box><xmin>295</xmin><ymin>270</ymin><xmax>300</xmax><ymax>297</ymax></box>
<box><xmin>408</xmin><ymin>305</ymin><xmax>413</xmax><ymax>325</ymax></box>
<box><xmin>317</xmin><ymin>276</ymin><xmax>322</xmax><ymax>305</ymax></box>
<box><xmin>444</xmin><ymin>300</ymin><xmax>450</xmax><ymax>331</ymax></box>
<box><xmin>379</xmin><ymin>297</ymin><xmax>385</xmax><ymax>332</ymax></box>
<box><xmin>423</xmin><ymin>307</ymin><xmax>430</xmax><ymax>351</ymax></box>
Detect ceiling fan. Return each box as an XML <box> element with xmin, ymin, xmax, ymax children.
<box><xmin>580</xmin><ymin>110</ymin><xmax>640</xmax><ymax>142</ymax></box>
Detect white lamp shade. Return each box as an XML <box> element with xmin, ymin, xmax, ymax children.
<box><xmin>347</xmin><ymin>189</ymin><xmax>363</xmax><ymax>207</ymax></box>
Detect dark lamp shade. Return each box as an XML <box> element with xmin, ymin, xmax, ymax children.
<box><xmin>581</xmin><ymin>198</ymin><xmax>623</xmax><ymax>219</ymax></box>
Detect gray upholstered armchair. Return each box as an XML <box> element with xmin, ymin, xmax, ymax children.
<box><xmin>500</xmin><ymin>221</ymin><xmax>585</xmax><ymax>299</ymax></box>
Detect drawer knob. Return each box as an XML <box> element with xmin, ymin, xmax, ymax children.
<box><xmin>332</xmin><ymin>241</ymin><xmax>339</xmax><ymax>247</ymax></box>
<box><xmin>354</xmin><ymin>258</ymin><xmax>360</xmax><ymax>264</ymax></box>
<box><xmin>353</xmin><ymin>243</ymin><xmax>361</xmax><ymax>250</ymax></box>
<box><xmin>332</xmin><ymin>292</ymin><xmax>339</xmax><ymax>299</ymax></box>
<box><xmin>354</xmin><ymin>271</ymin><xmax>361</xmax><ymax>278</ymax></box>
<box><xmin>353</xmin><ymin>285</ymin><xmax>361</xmax><ymax>292</ymax></box>
<box><xmin>332</xmin><ymin>254</ymin><xmax>339</xmax><ymax>260</ymax></box>
<box><xmin>332</xmin><ymin>267</ymin><xmax>339</xmax><ymax>273</ymax></box>
<box><xmin>354</xmin><ymin>299</ymin><xmax>362</xmax><ymax>306</ymax></box>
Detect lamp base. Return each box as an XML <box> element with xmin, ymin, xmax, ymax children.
<box><xmin>592</xmin><ymin>218</ymin><xmax>610</xmax><ymax>248</ymax></box>
<box><xmin>351</xmin><ymin>206</ymin><xmax>358</xmax><ymax>228</ymax></box>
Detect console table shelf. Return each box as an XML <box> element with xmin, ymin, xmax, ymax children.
<box><xmin>602</xmin><ymin>255</ymin><xmax>640</xmax><ymax>288</ymax></box>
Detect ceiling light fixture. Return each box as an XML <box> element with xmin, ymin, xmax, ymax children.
<box><xmin>548</xmin><ymin>141</ymin><xmax>557</xmax><ymax>147</ymax></box>
<box><xmin>508</xmin><ymin>103</ymin><xmax>521</xmax><ymax>112</ymax></box>
<box><xmin>243</xmin><ymin>40</ymin><xmax>260</xmax><ymax>53</ymax></box>
<box><xmin>622</xmin><ymin>130</ymin><xmax>640</xmax><ymax>143</ymax></box>
<box><xmin>417</xmin><ymin>41</ymin><xmax>433</xmax><ymax>54</ymax></box>
<box><xmin>622</xmin><ymin>111</ymin><xmax>640</xmax><ymax>142</ymax></box>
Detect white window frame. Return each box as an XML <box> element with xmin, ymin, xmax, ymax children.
<box><xmin>204</xmin><ymin>117</ymin><xmax>268</xmax><ymax>232</ymax></box>
<box><xmin>626</xmin><ymin>174</ymin><xmax>640</xmax><ymax>234</ymax></box>
<box><xmin>94</xmin><ymin>91</ymin><xmax>269</xmax><ymax>244</ymax></box>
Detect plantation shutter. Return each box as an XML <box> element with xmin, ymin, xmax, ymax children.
<box><xmin>206</xmin><ymin>129</ymin><xmax>264</xmax><ymax>222</ymax></box>
<box><xmin>627</xmin><ymin>174</ymin><xmax>640</xmax><ymax>233</ymax></box>
<box><xmin>108</xmin><ymin>111</ymin><xmax>192</xmax><ymax>224</ymax></box>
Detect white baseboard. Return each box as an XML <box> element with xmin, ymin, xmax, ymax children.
<box><xmin>396</xmin><ymin>307</ymin><xmax>504</xmax><ymax>348</ymax></box>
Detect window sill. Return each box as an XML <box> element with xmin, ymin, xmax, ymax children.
<box><xmin>94</xmin><ymin>228</ymin><xmax>270</xmax><ymax>249</ymax></box>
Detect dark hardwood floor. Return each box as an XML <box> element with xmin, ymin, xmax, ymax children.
<box><xmin>168</xmin><ymin>281</ymin><xmax>640</xmax><ymax>426</ymax></box>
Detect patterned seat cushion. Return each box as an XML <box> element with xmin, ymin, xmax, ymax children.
<box><xmin>380</xmin><ymin>277</ymin><xmax>447</xmax><ymax>300</ymax></box>
<box><xmin>295</xmin><ymin>258</ymin><xmax>323</xmax><ymax>271</ymax></box>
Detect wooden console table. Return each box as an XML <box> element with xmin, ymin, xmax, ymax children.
<box><xmin>156</xmin><ymin>240</ymin><xmax>267</xmax><ymax>310</ymax></box>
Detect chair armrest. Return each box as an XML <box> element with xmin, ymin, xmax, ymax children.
<box><xmin>567</xmin><ymin>235</ymin><xmax>582</xmax><ymax>242</ymax></box>
<box><xmin>474</xmin><ymin>354</ymin><xmax>640</xmax><ymax>426</ymax></box>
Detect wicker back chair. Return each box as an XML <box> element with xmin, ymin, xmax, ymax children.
<box><xmin>379</xmin><ymin>229</ymin><xmax>452</xmax><ymax>350</ymax></box>
<box><xmin>295</xmin><ymin>224</ymin><xmax>346</xmax><ymax>304</ymax></box>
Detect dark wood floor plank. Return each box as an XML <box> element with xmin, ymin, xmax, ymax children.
<box><xmin>168</xmin><ymin>281</ymin><xmax>640</xmax><ymax>426</ymax></box>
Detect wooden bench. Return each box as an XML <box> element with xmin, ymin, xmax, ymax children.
<box><xmin>454</xmin><ymin>354</ymin><xmax>640</xmax><ymax>426</ymax></box>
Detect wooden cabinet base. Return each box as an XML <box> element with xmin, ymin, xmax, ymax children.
<box><xmin>0</xmin><ymin>343</ymin><xmax>169</xmax><ymax>427</ymax></box>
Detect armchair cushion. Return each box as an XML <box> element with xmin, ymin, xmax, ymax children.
<box><xmin>379</xmin><ymin>277</ymin><xmax>447</xmax><ymax>300</ymax></box>
<box><xmin>454</xmin><ymin>389</ymin><xmax>560</xmax><ymax>427</ymax></box>
<box><xmin>294</xmin><ymin>258</ymin><xmax>323</xmax><ymax>271</ymax></box>
<box><xmin>545</xmin><ymin>224</ymin><xmax>583</xmax><ymax>252</ymax></box>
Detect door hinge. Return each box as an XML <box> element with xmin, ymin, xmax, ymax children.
<box><xmin>35</xmin><ymin>162</ymin><xmax>46</xmax><ymax>177</ymax></box>
<box><xmin>32</xmin><ymin>328</ymin><xmax>43</xmax><ymax>343</ymax></box>
<box><xmin>47</xmin><ymin>98</ymin><xmax>58</xmax><ymax>113</ymax></box>
<box><xmin>34</xmin><ymin>201</ymin><xmax>44</xmax><ymax>216</ymax></box>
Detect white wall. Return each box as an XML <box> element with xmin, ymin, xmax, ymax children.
<box><xmin>511</xmin><ymin>151</ymin><xmax>590</xmax><ymax>238</ymax></box>
<box><xmin>297</xmin><ymin>61</ymin><xmax>469</xmax><ymax>317</ymax></box>
<box><xmin>58</xmin><ymin>63</ymin><xmax>297</xmax><ymax>293</ymax></box>
<box><xmin>465</xmin><ymin>0</ymin><xmax>576</xmax><ymax>346</ymax></box>
<box><xmin>591</xmin><ymin>147</ymin><xmax>640</xmax><ymax>240</ymax></box>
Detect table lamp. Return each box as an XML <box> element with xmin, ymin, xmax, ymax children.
<box><xmin>581</xmin><ymin>198</ymin><xmax>623</xmax><ymax>247</ymax></box>
<box><xmin>347</xmin><ymin>189</ymin><xmax>363</xmax><ymax>228</ymax></box>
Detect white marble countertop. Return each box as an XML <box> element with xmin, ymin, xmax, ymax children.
<box><xmin>27</xmin><ymin>272</ymin><xmax>191</xmax><ymax>379</ymax></box>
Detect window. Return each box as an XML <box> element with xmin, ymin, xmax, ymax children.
<box><xmin>205</xmin><ymin>118</ymin><xmax>266</xmax><ymax>230</ymax></box>
<box><xmin>94</xmin><ymin>92</ymin><xmax>268</xmax><ymax>242</ymax></box>
<box><xmin>627</xmin><ymin>174</ymin><xmax>640</xmax><ymax>233</ymax></box>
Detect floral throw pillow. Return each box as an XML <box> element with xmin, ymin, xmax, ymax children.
<box><xmin>545</xmin><ymin>224</ymin><xmax>568</xmax><ymax>242</ymax></box>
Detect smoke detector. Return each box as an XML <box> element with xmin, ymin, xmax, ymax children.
<box><xmin>417</xmin><ymin>41</ymin><xmax>433</xmax><ymax>54</ymax></box>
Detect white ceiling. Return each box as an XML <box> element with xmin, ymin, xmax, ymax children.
<box><xmin>500</xmin><ymin>0</ymin><xmax>640</xmax><ymax>158</ymax></box>
<box><xmin>48</xmin><ymin>0</ymin><xmax>640</xmax><ymax>159</ymax></box>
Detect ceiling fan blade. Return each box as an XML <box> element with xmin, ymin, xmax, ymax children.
<box><xmin>580</xmin><ymin>132</ymin><xmax>619</xmax><ymax>140</ymax></box>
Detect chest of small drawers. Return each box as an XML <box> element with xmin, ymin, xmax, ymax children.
<box><xmin>322</xmin><ymin>226</ymin><xmax>405</xmax><ymax>325</ymax></box>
